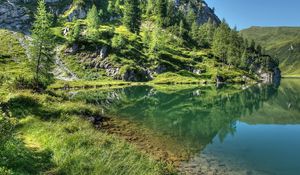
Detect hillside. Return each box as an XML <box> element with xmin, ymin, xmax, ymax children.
<box><xmin>241</xmin><ymin>26</ymin><xmax>300</xmax><ymax>77</ymax></box>
<box><xmin>0</xmin><ymin>0</ymin><xmax>286</xmax><ymax>174</ymax></box>
<box><xmin>0</xmin><ymin>0</ymin><xmax>280</xmax><ymax>85</ymax></box>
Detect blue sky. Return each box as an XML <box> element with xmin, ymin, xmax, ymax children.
<box><xmin>205</xmin><ymin>0</ymin><xmax>300</xmax><ymax>30</ymax></box>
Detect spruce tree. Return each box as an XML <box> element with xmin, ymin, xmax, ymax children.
<box><xmin>212</xmin><ymin>20</ymin><xmax>231</xmax><ymax>63</ymax></box>
<box><xmin>240</xmin><ymin>49</ymin><xmax>249</xmax><ymax>69</ymax></box>
<box><xmin>190</xmin><ymin>21</ymin><xmax>199</xmax><ymax>45</ymax></box>
<box><xmin>86</xmin><ymin>5</ymin><xmax>100</xmax><ymax>40</ymax></box>
<box><xmin>186</xmin><ymin>8</ymin><xmax>197</xmax><ymax>26</ymax></box>
<box><xmin>31</xmin><ymin>0</ymin><xmax>54</xmax><ymax>90</ymax></box>
<box><xmin>67</xmin><ymin>19</ymin><xmax>81</xmax><ymax>44</ymax></box>
<box><xmin>156</xmin><ymin>0</ymin><xmax>168</xmax><ymax>27</ymax></box>
<box><xmin>227</xmin><ymin>28</ymin><xmax>242</xmax><ymax>66</ymax></box>
<box><xmin>165</xmin><ymin>0</ymin><xmax>177</xmax><ymax>26</ymax></box>
<box><xmin>198</xmin><ymin>19</ymin><xmax>216</xmax><ymax>48</ymax></box>
<box><xmin>123</xmin><ymin>0</ymin><xmax>141</xmax><ymax>34</ymax></box>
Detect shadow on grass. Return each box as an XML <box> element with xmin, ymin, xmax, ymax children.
<box><xmin>5</xmin><ymin>95</ymin><xmax>61</xmax><ymax>120</ymax></box>
<box><xmin>5</xmin><ymin>94</ymin><xmax>104</xmax><ymax>124</ymax></box>
<box><xmin>0</xmin><ymin>138</ymin><xmax>54</xmax><ymax>174</ymax></box>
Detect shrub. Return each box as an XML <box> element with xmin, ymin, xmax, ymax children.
<box><xmin>112</xmin><ymin>34</ymin><xmax>128</xmax><ymax>50</ymax></box>
<box><xmin>12</xmin><ymin>76</ymin><xmax>35</xmax><ymax>90</ymax></box>
<box><xmin>12</xmin><ymin>76</ymin><xmax>52</xmax><ymax>91</ymax></box>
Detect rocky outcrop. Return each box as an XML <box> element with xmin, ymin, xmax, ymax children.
<box><xmin>177</xmin><ymin>0</ymin><xmax>220</xmax><ymax>25</ymax></box>
<box><xmin>66</xmin><ymin>6</ymin><xmax>87</xmax><ymax>22</ymax></box>
<box><xmin>122</xmin><ymin>68</ymin><xmax>152</xmax><ymax>82</ymax></box>
<box><xmin>0</xmin><ymin>0</ymin><xmax>70</xmax><ymax>33</ymax></box>
<box><xmin>257</xmin><ymin>67</ymin><xmax>281</xmax><ymax>84</ymax></box>
<box><xmin>0</xmin><ymin>2</ymin><xmax>31</xmax><ymax>33</ymax></box>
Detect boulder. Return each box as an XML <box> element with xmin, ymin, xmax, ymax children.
<box><xmin>122</xmin><ymin>68</ymin><xmax>152</xmax><ymax>82</ymax></box>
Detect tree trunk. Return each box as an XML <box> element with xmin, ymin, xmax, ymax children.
<box><xmin>35</xmin><ymin>43</ymin><xmax>43</xmax><ymax>91</ymax></box>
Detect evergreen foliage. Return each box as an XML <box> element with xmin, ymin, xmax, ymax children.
<box><xmin>31</xmin><ymin>0</ymin><xmax>54</xmax><ymax>90</ymax></box>
<box><xmin>86</xmin><ymin>5</ymin><xmax>100</xmax><ymax>40</ymax></box>
<box><xmin>123</xmin><ymin>0</ymin><xmax>141</xmax><ymax>34</ymax></box>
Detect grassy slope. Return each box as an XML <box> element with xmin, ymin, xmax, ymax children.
<box><xmin>0</xmin><ymin>30</ymin><xmax>171</xmax><ymax>174</ymax></box>
<box><xmin>240</xmin><ymin>26</ymin><xmax>300</xmax><ymax>77</ymax></box>
<box><xmin>53</xmin><ymin>18</ymin><xmax>251</xmax><ymax>83</ymax></box>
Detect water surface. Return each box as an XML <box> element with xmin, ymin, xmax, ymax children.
<box><xmin>72</xmin><ymin>79</ymin><xmax>300</xmax><ymax>175</ymax></box>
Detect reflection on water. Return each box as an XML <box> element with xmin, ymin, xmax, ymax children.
<box><xmin>71</xmin><ymin>79</ymin><xmax>300</xmax><ymax>175</ymax></box>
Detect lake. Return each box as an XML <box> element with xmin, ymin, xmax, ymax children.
<box><xmin>71</xmin><ymin>79</ymin><xmax>300</xmax><ymax>175</ymax></box>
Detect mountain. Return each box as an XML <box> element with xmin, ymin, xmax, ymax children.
<box><xmin>0</xmin><ymin>0</ymin><xmax>279</xmax><ymax>85</ymax></box>
<box><xmin>240</xmin><ymin>26</ymin><xmax>300</xmax><ymax>77</ymax></box>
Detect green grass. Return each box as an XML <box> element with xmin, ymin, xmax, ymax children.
<box><xmin>0</xmin><ymin>91</ymin><xmax>173</xmax><ymax>175</ymax></box>
<box><xmin>20</xmin><ymin>116</ymin><xmax>168</xmax><ymax>175</ymax></box>
<box><xmin>48</xmin><ymin>79</ymin><xmax>136</xmax><ymax>90</ymax></box>
<box><xmin>0</xmin><ymin>29</ymin><xmax>31</xmax><ymax>81</ymax></box>
<box><xmin>150</xmin><ymin>72</ymin><xmax>203</xmax><ymax>84</ymax></box>
<box><xmin>240</xmin><ymin>26</ymin><xmax>300</xmax><ymax>76</ymax></box>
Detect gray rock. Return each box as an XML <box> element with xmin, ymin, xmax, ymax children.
<box><xmin>177</xmin><ymin>0</ymin><xmax>220</xmax><ymax>25</ymax></box>
<box><xmin>99</xmin><ymin>46</ymin><xmax>108</xmax><ymax>59</ymax></box>
<box><xmin>0</xmin><ymin>2</ymin><xmax>31</xmax><ymax>33</ymax></box>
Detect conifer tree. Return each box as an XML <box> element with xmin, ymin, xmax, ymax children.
<box><xmin>156</xmin><ymin>0</ymin><xmax>168</xmax><ymax>27</ymax></box>
<box><xmin>190</xmin><ymin>21</ymin><xmax>199</xmax><ymax>45</ymax></box>
<box><xmin>123</xmin><ymin>0</ymin><xmax>141</xmax><ymax>34</ymax></box>
<box><xmin>198</xmin><ymin>19</ymin><xmax>216</xmax><ymax>48</ymax></box>
<box><xmin>212</xmin><ymin>20</ymin><xmax>231</xmax><ymax>63</ymax></box>
<box><xmin>67</xmin><ymin>19</ymin><xmax>81</xmax><ymax>43</ymax></box>
<box><xmin>165</xmin><ymin>0</ymin><xmax>177</xmax><ymax>26</ymax></box>
<box><xmin>31</xmin><ymin>0</ymin><xmax>54</xmax><ymax>90</ymax></box>
<box><xmin>186</xmin><ymin>8</ymin><xmax>197</xmax><ymax>26</ymax></box>
<box><xmin>240</xmin><ymin>49</ymin><xmax>249</xmax><ymax>69</ymax></box>
<box><xmin>227</xmin><ymin>28</ymin><xmax>242</xmax><ymax>66</ymax></box>
<box><xmin>86</xmin><ymin>5</ymin><xmax>100</xmax><ymax>40</ymax></box>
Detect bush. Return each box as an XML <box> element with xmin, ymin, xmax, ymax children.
<box><xmin>111</xmin><ymin>34</ymin><xmax>128</xmax><ymax>50</ymax></box>
<box><xmin>12</xmin><ymin>76</ymin><xmax>51</xmax><ymax>90</ymax></box>
<box><xmin>12</xmin><ymin>76</ymin><xmax>35</xmax><ymax>90</ymax></box>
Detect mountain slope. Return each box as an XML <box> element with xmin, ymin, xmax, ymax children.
<box><xmin>241</xmin><ymin>26</ymin><xmax>300</xmax><ymax>77</ymax></box>
<box><xmin>0</xmin><ymin>0</ymin><xmax>279</xmax><ymax>84</ymax></box>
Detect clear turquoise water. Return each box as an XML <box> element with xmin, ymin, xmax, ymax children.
<box><xmin>72</xmin><ymin>79</ymin><xmax>300</xmax><ymax>174</ymax></box>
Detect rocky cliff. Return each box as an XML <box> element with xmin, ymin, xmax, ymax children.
<box><xmin>0</xmin><ymin>0</ymin><xmax>220</xmax><ymax>33</ymax></box>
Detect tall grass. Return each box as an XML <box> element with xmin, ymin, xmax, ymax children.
<box><xmin>20</xmin><ymin>116</ymin><xmax>168</xmax><ymax>175</ymax></box>
<box><xmin>0</xmin><ymin>91</ymin><xmax>172</xmax><ymax>175</ymax></box>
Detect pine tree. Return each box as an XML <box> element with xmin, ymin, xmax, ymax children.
<box><xmin>156</xmin><ymin>0</ymin><xmax>168</xmax><ymax>27</ymax></box>
<box><xmin>256</xmin><ymin>44</ymin><xmax>262</xmax><ymax>55</ymax></box>
<box><xmin>240</xmin><ymin>49</ymin><xmax>249</xmax><ymax>69</ymax></box>
<box><xmin>149</xmin><ymin>26</ymin><xmax>160</xmax><ymax>56</ymax></box>
<box><xmin>86</xmin><ymin>5</ymin><xmax>100</xmax><ymax>40</ymax></box>
<box><xmin>198</xmin><ymin>19</ymin><xmax>216</xmax><ymax>48</ymax></box>
<box><xmin>146</xmin><ymin>0</ymin><xmax>155</xmax><ymax>16</ymax></box>
<box><xmin>186</xmin><ymin>8</ymin><xmax>197</xmax><ymax>26</ymax></box>
<box><xmin>123</xmin><ymin>0</ymin><xmax>141</xmax><ymax>34</ymax></box>
<box><xmin>190</xmin><ymin>21</ymin><xmax>199</xmax><ymax>45</ymax></box>
<box><xmin>31</xmin><ymin>0</ymin><xmax>54</xmax><ymax>90</ymax></box>
<box><xmin>212</xmin><ymin>20</ymin><xmax>231</xmax><ymax>63</ymax></box>
<box><xmin>227</xmin><ymin>28</ymin><xmax>242</xmax><ymax>66</ymax></box>
<box><xmin>249</xmin><ymin>39</ymin><xmax>256</xmax><ymax>52</ymax></box>
<box><xmin>67</xmin><ymin>19</ymin><xmax>81</xmax><ymax>43</ymax></box>
<box><xmin>165</xmin><ymin>0</ymin><xmax>177</xmax><ymax>26</ymax></box>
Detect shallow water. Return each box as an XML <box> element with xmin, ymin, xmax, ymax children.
<box><xmin>72</xmin><ymin>79</ymin><xmax>300</xmax><ymax>175</ymax></box>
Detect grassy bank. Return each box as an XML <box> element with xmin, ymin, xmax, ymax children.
<box><xmin>0</xmin><ymin>91</ymin><xmax>174</xmax><ymax>175</ymax></box>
